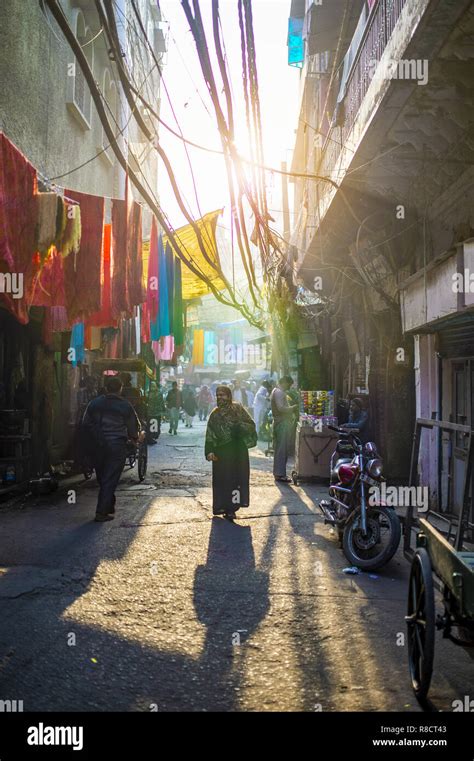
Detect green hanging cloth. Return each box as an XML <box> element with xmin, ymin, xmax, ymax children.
<box><xmin>172</xmin><ymin>253</ymin><xmax>185</xmax><ymax>347</ymax></box>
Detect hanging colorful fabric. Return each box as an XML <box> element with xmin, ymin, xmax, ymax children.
<box><xmin>70</xmin><ymin>322</ymin><xmax>85</xmax><ymax>366</ymax></box>
<box><xmin>140</xmin><ymin>301</ymin><xmax>151</xmax><ymax>344</ymax></box>
<box><xmin>172</xmin><ymin>254</ymin><xmax>184</xmax><ymax>347</ymax></box>
<box><xmin>85</xmin><ymin>224</ymin><xmax>116</xmax><ymax>328</ymax></box>
<box><xmin>0</xmin><ymin>132</ymin><xmax>37</xmax><ymax>324</ymax></box>
<box><xmin>146</xmin><ymin>217</ymin><xmax>159</xmax><ymax>322</ymax></box>
<box><xmin>152</xmin><ymin>335</ymin><xmax>175</xmax><ymax>362</ymax></box>
<box><xmin>111</xmin><ymin>198</ymin><xmax>131</xmax><ymax>318</ymax></box>
<box><xmin>128</xmin><ymin>201</ymin><xmax>144</xmax><ymax>307</ymax></box>
<box><xmin>29</xmin><ymin>246</ymin><xmax>66</xmax><ymax>307</ymax></box>
<box><xmin>191</xmin><ymin>329</ymin><xmax>204</xmax><ymax>365</ymax></box>
<box><xmin>35</xmin><ymin>192</ymin><xmax>59</xmax><ymax>257</ymax></box>
<box><xmin>151</xmin><ymin>233</ymin><xmax>169</xmax><ymax>340</ymax></box>
<box><xmin>63</xmin><ymin>190</ymin><xmax>104</xmax><ymax>322</ymax></box>
<box><xmin>165</xmin><ymin>242</ymin><xmax>175</xmax><ymax>336</ymax></box>
<box><xmin>59</xmin><ymin>202</ymin><xmax>81</xmax><ymax>259</ymax></box>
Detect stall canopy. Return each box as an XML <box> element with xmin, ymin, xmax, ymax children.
<box><xmin>163</xmin><ymin>209</ymin><xmax>226</xmax><ymax>300</ymax></box>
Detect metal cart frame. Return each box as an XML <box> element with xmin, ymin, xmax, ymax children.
<box><xmin>404</xmin><ymin>418</ymin><xmax>474</xmax><ymax>701</ymax></box>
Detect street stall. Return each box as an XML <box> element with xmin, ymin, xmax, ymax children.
<box><xmin>291</xmin><ymin>389</ymin><xmax>339</xmax><ymax>484</ymax></box>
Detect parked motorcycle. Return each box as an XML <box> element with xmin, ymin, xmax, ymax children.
<box><xmin>318</xmin><ymin>425</ymin><xmax>401</xmax><ymax>570</ymax></box>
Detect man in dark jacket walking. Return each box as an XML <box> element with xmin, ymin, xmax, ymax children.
<box><xmin>166</xmin><ymin>381</ymin><xmax>182</xmax><ymax>435</ymax></box>
<box><xmin>82</xmin><ymin>376</ymin><xmax>141</xmax><ymax>522</ymax></box>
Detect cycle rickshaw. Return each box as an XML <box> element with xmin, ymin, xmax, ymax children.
<box><xmin>404</xmin><ymin>418</ymin><xmax>474</xmax><ymax>701</ymax></box>
<box><xmin>88</xmin><ymin>358</ymin><xmax>155</xmax><ymax>482</ymax></box>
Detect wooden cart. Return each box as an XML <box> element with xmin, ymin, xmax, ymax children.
<box><xmin>404</xmin><ymin>418</ymin><xmax>474</xmax><ymax>701</ymax></box>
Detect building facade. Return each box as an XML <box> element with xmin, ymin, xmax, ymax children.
<box><xmin>288</xmin><ymin>0</ymin><xmax>474</xmax><ymax>499</ymax></box>
<box><xmin>0</xmin><ymin>0</ymin><xmax>165</xmax><ymax>480</ymax></box>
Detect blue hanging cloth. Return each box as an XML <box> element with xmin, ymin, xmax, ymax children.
<box><xmin>151</xmin><ymin>233</ymin><xmax>170</xmax><ymax>340</ymax></box>
<box><xmin>166</xmin><ymin>242</ymin><xmax>175</xmax><ymax>337</ymax></box>
<box><xmin>70</xmin><ymin>322</ymin><xmax>85</xmax><ymax>367</ymax></box>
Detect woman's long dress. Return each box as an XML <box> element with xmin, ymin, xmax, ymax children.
<box><xmin>212</xmin><ymin>439</ymin><xmax>250</xmax><ymax>514</ymax></box>
<box><xmin>205</xmin><ymin>402</ymin><xmax>256</xmax><ymax>515</ymax></box>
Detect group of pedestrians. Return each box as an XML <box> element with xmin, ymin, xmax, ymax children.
<box><xmin>81</xmin><ymin>373</ymin><xmax>302</xmax><ymax>525</ymax></box>
<box><xmin>164</xmin><ymin>382</ymin><xmax>212</xmax><ymax>432</ymax></box>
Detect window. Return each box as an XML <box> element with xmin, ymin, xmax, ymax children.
<box><xmin>66</xmin><ymin>10</ymin><xmax>93</xmax><ymax>129</ymax></box>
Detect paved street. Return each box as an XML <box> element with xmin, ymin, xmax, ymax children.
<box><xmin>0</xmin><ymin>421</ymin><xmax>472</xmax><ymax>713</ymax></box>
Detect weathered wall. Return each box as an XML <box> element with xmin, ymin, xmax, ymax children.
<box><xmin>0</xmin><ymin>0</ymin><xmax>121</xmax><ymax>197</ymax></box>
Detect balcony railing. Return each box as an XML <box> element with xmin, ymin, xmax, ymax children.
<box><xmin>319</xmin><ymin>0</ymin><xmax>408</xmax><ymax>181</ymax></box>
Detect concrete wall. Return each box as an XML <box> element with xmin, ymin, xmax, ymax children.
<box><xmin>414</xmin><ymin>334</ymin><xmax>439</xmax><ymax>502</ymax></box>
<box><xmin>0</xmin><ymin>0</ymin><xmax>124</xmax><ymax>197</ymax></box>
<box><xmin>401</xmin><ymin>253</ymin><xmax>458</xmax><ymax>332</ymax></box>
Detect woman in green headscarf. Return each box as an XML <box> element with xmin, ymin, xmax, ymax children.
<box><xmin>205</xmin><ymin>385</ymin><xmax>257</xmax><ymax>520</ymax></box>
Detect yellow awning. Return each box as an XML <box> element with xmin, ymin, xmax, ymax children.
<box><xmin>163</xmin><ymin>209</ymin><xmax>226</xmax><ymax>300</ymax></box>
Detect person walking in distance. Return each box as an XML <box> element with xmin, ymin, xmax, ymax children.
<box><xmin>182</xmin><ymin>385</ymin><xmax>197</xmax><ymax>428</ymax></box>
<box><xmin>198</xmin><ymin>385</ymin><xmax>213</xmax><ymax>421</ymax></box>
<box><xmin>270</xmin><ymin>376</ymin><xmax>299</xmax><ymax>483</ymax></box>
<box><xmin>253</xmin><ymin>380</ymin><xmax>272</xmax><ymax>437</ymax></box>
<box><xmin>82</xmin><ymin>376</ymin><xmax>141</xmax><ymax>522</ymax></box>
<box><xmin>166</xmin><ymin>381</ymin><xmax>182</xmax><ymax>435</ymax></box>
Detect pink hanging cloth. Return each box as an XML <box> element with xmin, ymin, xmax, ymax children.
<box><xmin>111</xmin><ymin>197</ymin><xmax>131</xmax><ymax>318</ymax></box>
<box><xmin>146</xmin><ymin>217</ymin><xmax>159</xmax><ymax>321</ymax></box>
<box><xmin>128</xmin><ymin>201</ymin><xmax>144</xmax><ymax>307</ymax></box>
<box><xmin>152</xmin><ymin>335</ymin><xmax>175</xmax><ymax>362</ymax></box>
<box><xmin>0</xmin><ymin>132</ymin><xmax>37</xmax><ymax>324</ymax></box>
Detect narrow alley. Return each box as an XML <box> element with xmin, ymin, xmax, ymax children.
<box><xmin>0</xmin><ymin>422</ymin><xmax>471</xmax><ymax>713</ymax></box>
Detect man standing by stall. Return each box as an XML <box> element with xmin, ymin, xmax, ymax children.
<box><xmin>271</xmin><ymin>376</ymin><xmax>299</xmax><ymax>483</ymax></box>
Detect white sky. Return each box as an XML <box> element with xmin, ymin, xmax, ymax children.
<box><xmin>158</xmin><ymin>0</ymin><xmax>300</xmax><ymax>239</ymax></box>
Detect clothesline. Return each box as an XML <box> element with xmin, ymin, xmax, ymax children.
<box><xmin>37</xmin><ymin>169</ymin><xmax>148</xmax><ymax>207</ymax></box>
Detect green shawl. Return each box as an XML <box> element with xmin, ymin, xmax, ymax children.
<box><xmin>205</xmin><ymin>402</ymin><xmax>257</xmax><ymax>456</ymax></box>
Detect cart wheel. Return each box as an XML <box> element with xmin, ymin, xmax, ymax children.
<box><xmin>291</xmin><ymin>470</ymin><xmax>298</xmax><ymax>485</ymax></box>
<box><xmin>138</xmin><ymin>441</ymin><xmax>147</xmax><ymax>481</ymax></box>
<box><xmin>405</xmin><ymin>548</ymin><xmax>435</xmax><ymax>701</ymax></box>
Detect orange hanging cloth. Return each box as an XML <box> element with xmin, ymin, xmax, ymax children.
<box><xmin>85</xmin><ymin>224</ymin><xmax>117</xmax><ymax>328</ymax></box>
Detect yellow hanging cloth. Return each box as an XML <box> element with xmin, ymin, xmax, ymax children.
<box><xmin>163</xmin><ymin>209</ymin><xmax>226</xmax><ymax>300</ymax></box>
<box><xmin>191</xmin><ymin>329</ymin><xmax>205</xmax><ymax>365</ymax></box>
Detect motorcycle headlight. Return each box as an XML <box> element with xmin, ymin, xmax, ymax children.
<box><xmin>367</xmin><ymin>458</ymin><xmax>383</xmax><ymax>478</ymax></box>
<box><xmin>363</xmin><ymin>441</ymin><xmax>378</xmax><ymax>458</ymax></box>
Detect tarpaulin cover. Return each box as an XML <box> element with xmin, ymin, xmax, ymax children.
<box><xmin>163</xmin><ymin>209</ymin><xmax>225</xmax><ymax>300</ymax></box>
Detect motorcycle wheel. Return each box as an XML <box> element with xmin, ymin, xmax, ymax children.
<box><xmin>342</xmin><ymin>505</ymin><xmax>401</xmax><ymax>570</ymax></box>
